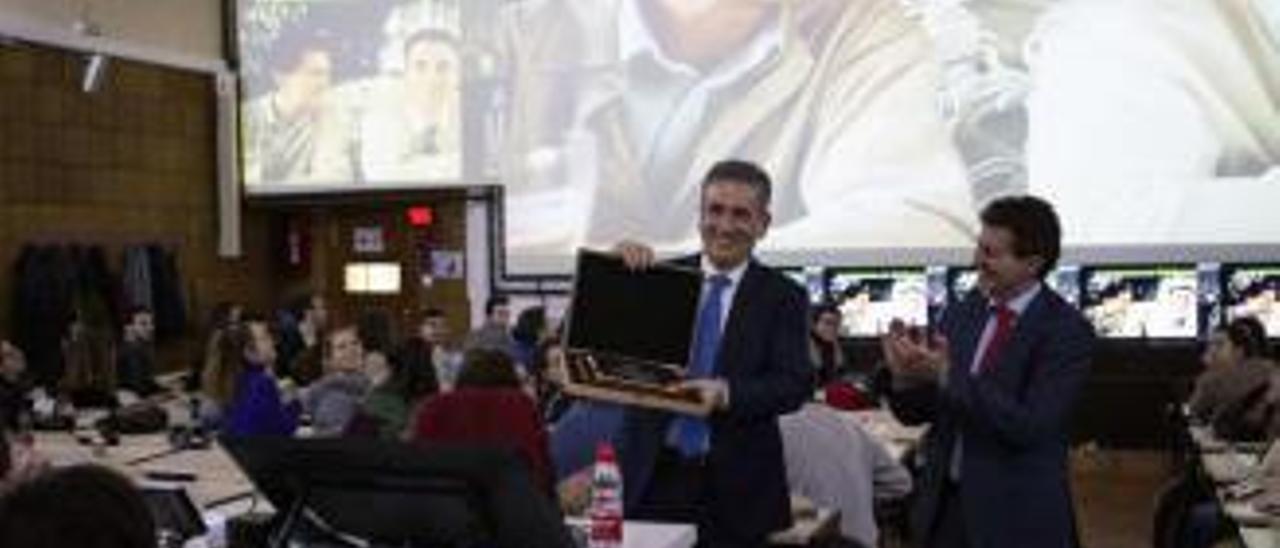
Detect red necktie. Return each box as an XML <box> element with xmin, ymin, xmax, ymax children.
<box><xmin>977</xmin><ymin>305</ymin><xmax>1016</xmax><ymax>374</ymax></box>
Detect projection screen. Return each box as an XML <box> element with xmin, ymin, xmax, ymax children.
<box><xmin>237</xmin><ymin>0</ymin><xmax>1280</xmax><ymax>274</ymax></box>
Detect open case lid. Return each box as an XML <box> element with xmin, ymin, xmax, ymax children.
<box><xmin>564</xmin><ymin>249</ymin><xmax>702</xmax><ymax>368</ymax></box>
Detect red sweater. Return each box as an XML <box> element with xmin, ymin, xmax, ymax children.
<box><xmin>410</xmin><ymin>387</ymin><xmax>553</xmax><ymax>494</ymax></box>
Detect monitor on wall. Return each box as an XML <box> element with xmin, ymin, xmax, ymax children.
<box><xmin>234</xmin><ymin>0</ymin><xmax>1280</xmax><ymax>276</ymax></box>
<box><xmin>1222</xmin><ymin>264</ymin><xmax>1280</xmax><ymax>339</ymax></box>
<box><xmin>1081</xmin><ymin>266</ymin><xmax>1199</xmax><ymax>339</ymax></box>
<box><xmin>780</xmin><ymin>266</ymin><xmax>827</xmax><ymax>306</ymax></box>
<box><xmin>826</xmin><ymin>268</ymin><xmax>927</xmax><ymax>337</ymax></box>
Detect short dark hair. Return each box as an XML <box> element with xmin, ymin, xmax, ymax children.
<box><xmin>979</xmin><ymin>195</ymin><xmax>1061</xmax><ymax>278</ymax></box>
<box><xmin>702</xmin><ymin>159</ymin><xmax>772</xmax><ymax>208</ymax></box>
<box><xmin>270</xmin><ymin>27</ymin><xmax>334</xmax><ymax>74</ymax></box>
<box><xmin>0</xmin><ymin>464</ymin><xmax>158</xmax><ymax>548</ymax></box>
<box><xmin>1220</xmin><ymin>316</ymin><xmax>1269</xmax><ymax>360</ymax></box>
<box><xmin>485</xmin><ymin>295</ymin><xmax>510</xmax><ymax>317</ymax></box>
<box><xmin>512</xmin><ymin>306</ymin><xmax>547</xmax><ymax>346</ymax></box>
<box><xmin>456</xmin><ymin>349</ymin><xmax>521</xmax><ymax>389</ymax></box>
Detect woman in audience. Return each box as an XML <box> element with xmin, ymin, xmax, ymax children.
<box><xmin>0</xmin><ymin>464</ymin><xmax>156</xmax><ymax>548</ymax></box>
<box><xmin>203</xmin><ymin>315</ymin><xmax>299</xmax><ymax>437</ymax></box>
<box><xmin>1187</xmin><ymin>316</ymin><xmax>1273</xmax><ymax>432</ymax></box>
<box><xmin>809</xmin><ymin>303</ymin><xmax>851</xmax><ymax>387</ymax></box>
<box><xmin>188</xmin><ymin>301</ymin><xmax>242</xmax><ymax>392</ymax></box>
<box><xmin>300</xmin><ymin>326</ymin><xmax>371</xmax><ymax>437</ymax></box>
<box><xmin>410</xmin><ymin>349</ymin><xmax>553</xmax><ymax>495</ymax></box>
<box><xmin>355</xmin><ymin>334</ymin><xmax>440</xmax><ymax>439</ymax></box>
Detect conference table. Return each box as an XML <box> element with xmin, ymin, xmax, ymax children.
<box><xmin>29</xmin><ymin>396</ymin><xmax>923</xmax><ymax>548</ymax></box>
<box><xmin>1188</xmin><ymin>425</ymin><xmax>1280</xmax><ymax>548</ymax></box>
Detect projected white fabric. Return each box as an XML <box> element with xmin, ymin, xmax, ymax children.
<box><xmin>237</xmin><ymin>0</ymin><xmax>1280</xmax><ymax>274</ymax></box>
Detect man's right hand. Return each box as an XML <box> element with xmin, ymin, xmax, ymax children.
<box><xmin>614</xmin><ymin>240</ymin><xmax>657</xmax><ymax>270</ymax></box>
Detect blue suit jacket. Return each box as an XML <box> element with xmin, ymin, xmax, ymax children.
<box><xmin>887</xmin><ymin>287</ymin><xmax>1095</xmax><ymax>548</ymax></box>
<box><xmin>618</xmin><ymin>257</ymin><xmax>811</xmax><ymax>541</ymax></box>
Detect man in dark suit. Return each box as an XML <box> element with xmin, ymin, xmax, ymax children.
<box><xmin>615</xmin><ymin>160</ymin><xmax>811</xmax><ymax>547</ymax></box>
<box><xmin>881</xmin><ymin>195</ymin><xmax>1095</xmax><ymax>548</ymax></box>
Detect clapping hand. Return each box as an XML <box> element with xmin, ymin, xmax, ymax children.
<box><xmin>881</xmin><ymin>319</ymin><xmax>951</xmax><ymax>384</ymax></box>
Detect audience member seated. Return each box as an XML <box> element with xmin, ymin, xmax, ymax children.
<box><xmin>410</xmin><ymin>349</ymin><xmax>553</xmax><ymax>495</ymax></box>
<box><xmin>463</xmin><ymin>295</ymin><xmax>518</xmax><ymax>361</ymax></box>
<box><xmin>416</xmin><ymin>308</ymin><xmax>462</xmax><ymax>390</ymax></box>
<box><xmin>779</xmin><ymin>403</ymin><xmax>912</xmax><ymax>548</ymax></box>
<box><xmin>1188</xmin><ymin>317</ymin><xmax>1275</xmax><ymax>439</ymax></box>
<box><xmin>0</xmin><ymin>341</ymin><xmax>31</xmax><ymax>430</ymax></box>
<box><xmin>512</xmin><ymin>305</ymin><xmax>550</xmax><ymax>373</ymax></box>
<box><xmin>116</xmin><ymin>307</ymin><xmax>163</xmax><ymax>398</ymax></box>
<box><xmin>275</xmin><ymin>293</ymin><xmax>328</xmax><ymax>386</ymax></box>
<box><xmin>355</xmin><ymin>336</ymin><xmax>440</xmax><ymax>439</ymax></box>
<box><xmin>204</xmin><ymin>316</ymin><xmax>299</xmax><ymax>437</ymax></box>
<box><xmin>534</xmin><ymin>337</ymin><xmax>573</xmax><ymax>424</ymax></box>
<box><xmin>810</xmin><ymin>303</ymin><xmax>852</xmax><ymax>388</ymax></box>
<box><xmin>59</xmin><ymin>318</ymin><xmax>118</xmax><ymax>410</ymax></box>
<box><xmin>0</xmin><ymin>464</ymin><xmax>157</xmax><ymax>548</ymax></box>
<box><xmin>301</xmin><ymin>326</ymin><xmax>371</xmax><ymax>437</ymax></box>
<box><xmin>188</xmin><ymin>301</ymin><xmax>242</xmax><ymax>392</ymax></box>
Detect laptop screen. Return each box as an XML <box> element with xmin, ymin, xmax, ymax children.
<box><xmin>565</xmin><ymin>250</ymin><xmax>702</xmax><ymax>368</ymax></box>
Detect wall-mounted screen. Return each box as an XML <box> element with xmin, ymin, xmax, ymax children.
<box><xmin>827</xmin><ymin>268</ymin><xmax>926</xmax><ymax>337</ymax></box>
<box><xmin>236</xmin><ymin>0</ymin><xmax>1280</xmax><ymax>275</ymax></box>
<box><xmin>780</xmin><ymin>266</ymin><xmax>826</xmax><ymax>306</ymax></box>
<box><xmin>1223</xmin><ymin>265</ymin><xmax>1280</xmax><ymax>339</ymax></box>
<box><xmin>1081</xmin><ymin>266</ymin><xmax>1198</xmax><ymax>338</ymax></box>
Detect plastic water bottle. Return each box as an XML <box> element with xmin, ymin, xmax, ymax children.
<box><xmin>588</xmin><ymin>442</ymin><xmax>624</xmax><ymax>548</ymax></box>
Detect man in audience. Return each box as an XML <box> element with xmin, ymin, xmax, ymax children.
<box><xmin>464</xmin><ymin>295</ymin><xmax>518</xmax><ymax>360</ymax></box>
<box><xmin>116</xmin><ymin>307</ymin><xmax>162</xmax><ymax>398</ymax></box>
<box><xmin>779</xmin><ymin>402</ymin><xmax>912</xmax><ymax>548</ymax></box>
<box><xmin>881</xmin><ymin>195</ymin><xmax>1095</xmax><ymax>547</ymax></box>
<box><xmin>277</xmin><ymin>293</ymin><xmax>328</xmax><ymax>385</ymax></box>
<box><xmin>614</xmin><ymin>159</ymin><xmax>811</xmax><ymax>545</ymax></box>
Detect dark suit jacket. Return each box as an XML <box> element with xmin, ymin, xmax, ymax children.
<box><xmin>618</xmin><ymin>256</ymin><xmax>811</xmax><ymax>542</ymax></box>
<box><xmin>886</xmin><ymin>287</ymin><xmax>1095</xmax><ymax>548</ymax></box>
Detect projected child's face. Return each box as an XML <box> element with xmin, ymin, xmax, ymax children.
<box><xmin>277</xmin><ymin>50</ymin><xmax>332</xmax><ymax>112</ymax></box>
<box><xmin>405</xmin><ymin>39</ymin><xmax>459</xmax><ymax>103</ymax></box>
<box><xmin>699</xmin><ymin>180</ymin><xmax>770</xmax><ymax>270</ymax></box>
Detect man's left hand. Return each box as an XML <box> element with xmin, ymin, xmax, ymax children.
<box><xmin>681</xmin><ymin>378</ymin><xmax>730</xmax><ymax>410</ymax></box>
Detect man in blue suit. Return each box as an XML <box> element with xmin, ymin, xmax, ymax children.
<box><xmin>615</xmin><ymin>160</ymin><xmax>811</xmax><ymax>547</ymax></box>
<box><xmin>882</xmin><ymin>195</ymin><xmax>1095</xmax><ymax>547</ymax></box>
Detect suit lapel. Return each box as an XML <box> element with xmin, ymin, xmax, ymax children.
<box><xmin>716</xmin><ymin>261</ymin><xmax>761</xmax><ymax>377</ymax></box>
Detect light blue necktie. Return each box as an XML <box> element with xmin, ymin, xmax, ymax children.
<box><xmin>672</xmin><ymin>274</ymin><xmax>731</xmax><ymax>457</ymax></box>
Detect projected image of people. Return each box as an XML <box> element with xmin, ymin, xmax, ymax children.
<box><xmin>1026</xmin><ymin>0</ymin><xmax>1280</xmax><ymax>244</ymax></box>
<box><xmin>1083</xmin><ymin>271</ymin><xmax>1198</xmax><ymax>339</ymax></box>
<box><xmin>1228</xmin><ymin>271</ymin><xmax>1280</xmax><ymax>339</ymax></box>
<box><xmin>242</xmin><ymin>28</ymin><xmax>356</xmax><ymax>186</ymax></box>
<box><xmin>360</xmin><ymin>29</ymin><xmax>463</xmax><ymax>182</ymax></box>
<box><xmin>493</xmin><ymin>0</ymin><xmax>987</xmax><ymax>268</ymax></box>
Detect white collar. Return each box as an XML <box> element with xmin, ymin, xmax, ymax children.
<box><xmin>988</xmin><ymin>281</ymin><xmax>1042</xmax><ymax>316</ymax></box>
<box><xmin>700</xmin><ymin>255</ymin><xmax>749</xmax><ymax>287</ymax></box>
<box><xmin>617</xmin><ymin>0</ymin><xmax>783</xmax><ymax>84</ymax></box>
